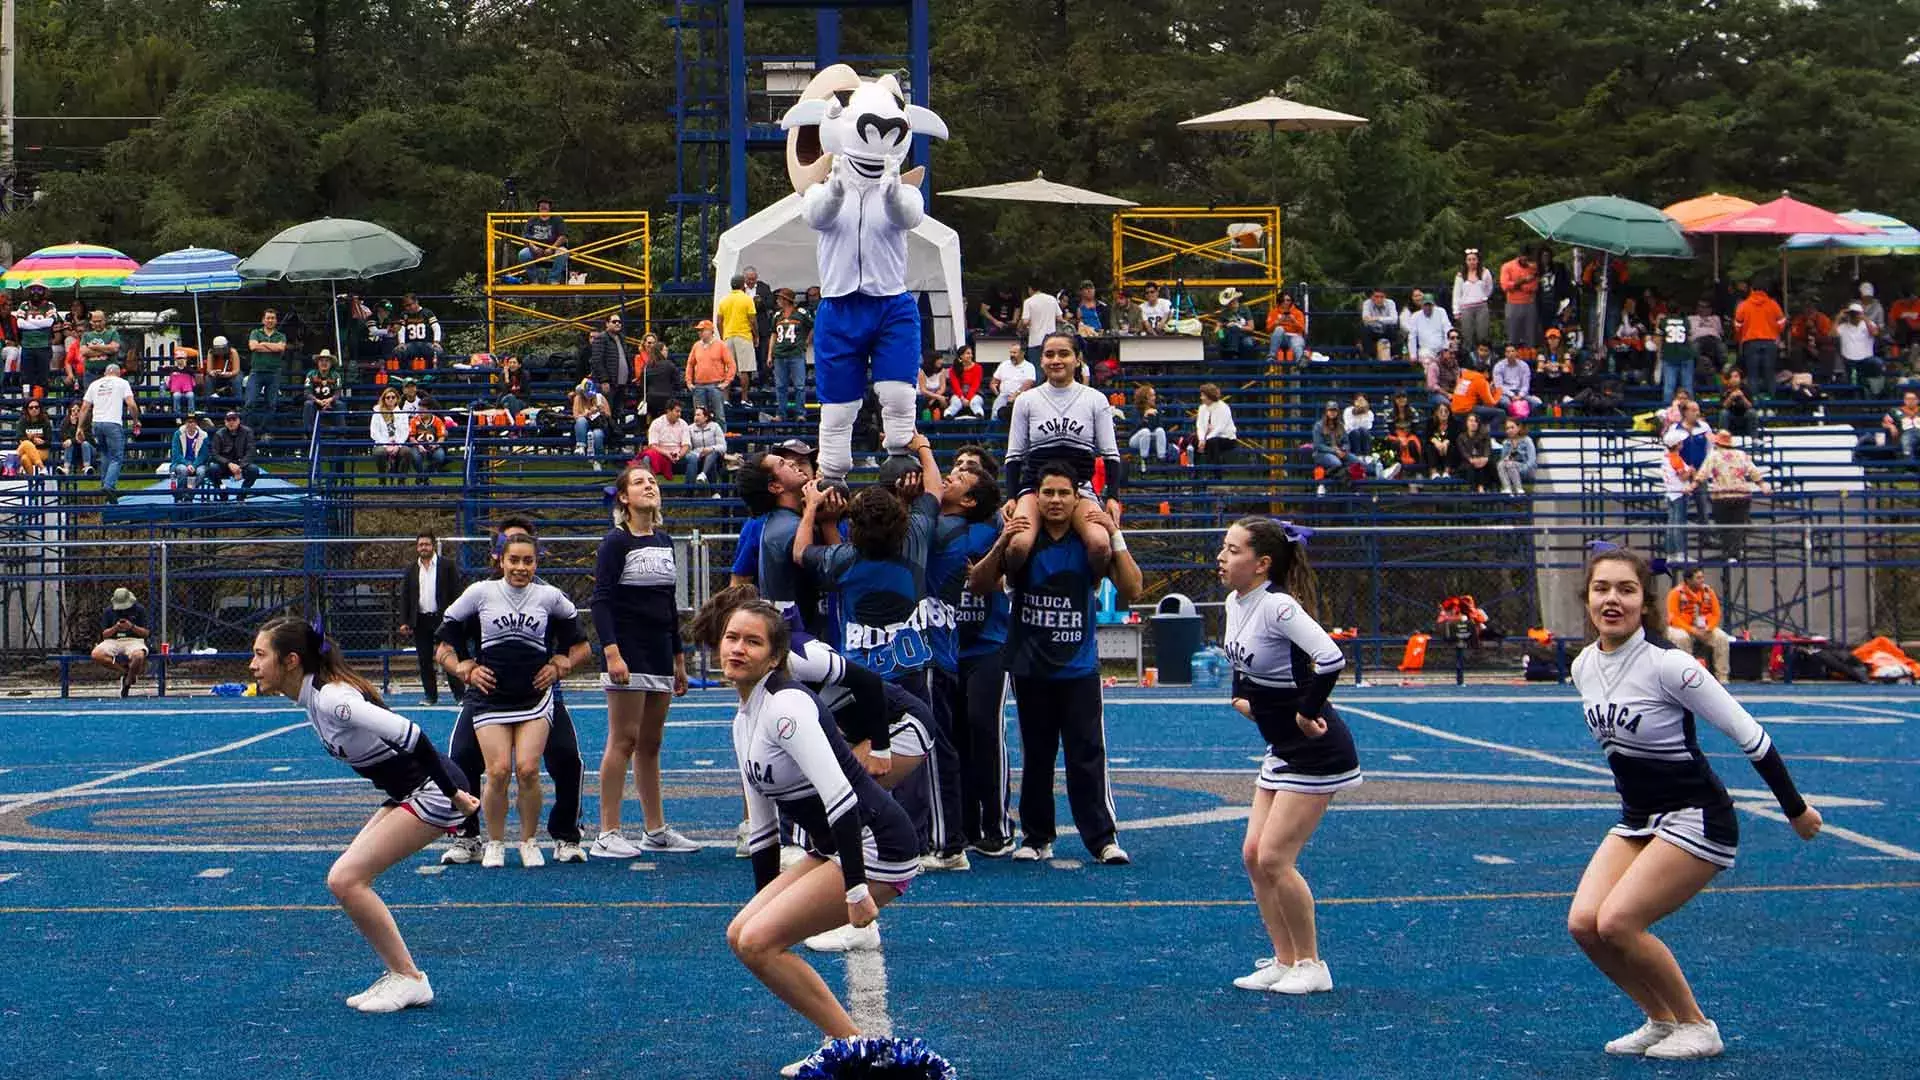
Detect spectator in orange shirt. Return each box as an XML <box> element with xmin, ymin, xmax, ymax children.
<box><xmin>1788</xmin><ymin>298</ymin><xmax>1836</xmax><ymax>378</ymax></box>
<box><xmin>1889</xmin><ymin>286</ymin><xmax>1920</xmax><ymax>359</ymax></box>
<box><xmin>1265</xmin><ymin>292</ymin><xmax>1308</xmax><ymax>360</ymax></box>
<box><xmin>1499</xmin><ymin>252</ymin><xmax>1541</xmax><ymax>348</ymax></box>
<box><xmin>1664</xmin><ymin>566</ymin><xmax>1731</xmax><ymax>682</ymax></box>
<box><xmin>1732</xmin><ymin>281</ymin><xmax>1785</xmax><ymax>396</ymax></box>
<box><xmin>684</xmin><ymin>319</ymin><xmax>736</xmax><ymax>429</ymax></box>
<box><xmin>1449</xmin><ymin>363</ymin><xmax>1506</xmax><ymax>431</ymax></box>
<box><xmin>409</xmin><ymin>406</ymin><xmax>449</xmax><ymax>484</ymax></box>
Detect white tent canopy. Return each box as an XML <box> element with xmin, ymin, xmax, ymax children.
<box><xmin>712</xmin><ymin>192</ymin><xmax>965</xmax><ymax>351</ymax></box>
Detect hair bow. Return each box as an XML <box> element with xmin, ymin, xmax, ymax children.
<box><xmin>309</xmin><ymin>616</ymin><xmax>331</xmax><ymax>655</ymax></box>
<box><xmin>1586</xmin><ymin>539</ymin><xmax>1620</xmax><ymax>554</ymax></box>
<box><xmin>1274</xmin><ymin>519</ymin><xmax>1314</xmax><ymax>545</ymax></box>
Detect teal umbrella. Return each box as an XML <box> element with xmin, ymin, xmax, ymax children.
<box><xmin>237</xmin><ymin>218</ymin><xmax>423</xmax><ymax>362</ymax></box>
<box><xmin>1511</xmin><ymin>196</ymin><xmax>1694</xmax><ymax>350</ymax></box>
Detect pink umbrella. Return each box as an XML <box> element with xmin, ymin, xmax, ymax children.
<box><xmin>1688</xmin><ymin>194</ymin><xmax>1876</xmax><ymax>303</ymax></box>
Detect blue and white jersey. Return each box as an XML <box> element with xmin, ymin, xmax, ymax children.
<box><xmin>1003</xmin><ymin>381</ymin><xmax>1122</xmax><ymax>496</ymax></box>
<box><xmin>922</xmin><ymin>514</ymin><xmax>972</xmax><ymax>674</ymax></box>
<box><xmin>736</xmin><ymin>672</ymin><xmax>894</xmax><ymax>850</ymax></box>
<box><xmin>591</xmin><ymin>526</ymin><xmax>681</xmax><ymax>689</ymax></box>
<box><xmin>802</xmin><ymin>494</ymin><xmax>938</xmax><ymax>682</ymax></box>
<box><xmin>956</xmin><ymin>520</ymin><xmax>1011</xmax><ymax>659</ymax></box>
<box><xmin>1224</xmin><ymin>584</ymin><xmax>1348</xmax><ymax>749</ymax></box>
<box><xmin>1005</xmin><ymin>527</ymin><xmax>1097</xmax><ymax>680</ymax></box>
<box><xmin>439</xmin><ymin>578</ymin><xmax>585</xmax><ymax>722</ymax></box>
<box><xmin>298</xmin><ymin>675</ymin><xmax>457</xmax><ymax>807</ymax></box>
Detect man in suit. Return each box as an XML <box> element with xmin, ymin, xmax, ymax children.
<box><xmin>399</xmin><ymin>531</ymin><xmax>464</xmax><ymax>703</ymax></box>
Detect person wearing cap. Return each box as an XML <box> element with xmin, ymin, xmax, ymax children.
<box><xmin>92</xmin><ymin>587</ymin><xmax>150</xmax><ymax>696</ymax></box>
<box><xmin>1405</xmin><ymin>292</ymin><xmax>1453</xmax><ymax>361</ymax></box>
<box><xmin>1359</xmin><ymin>289</ymin><xmax>1399</xmax><ymax>361</ymax></box>
<box><xmin>167</xmin><ymin>412</ymin><xmax>212</xmax><ymax>502</ymax></box>
<box><xmin>1836</xmin><ymin>300</ymin><xmax>1881</xmax><ymax>391</ymax></box>
<box><xmin>1697</xmin><ymin>431</ymin><xmax>1770</xmax><ymax>561</ymax></box>
<box><xmin>77</xmin><ymin>362</ymin><xmax>139</xmax><ymax>500</ymax></box>
<box><xmin>517</xmin><ymin>197</ymin><xmax>569</xmax><ymax>284</ymax></box>
<box><xmin>205</xmin><ymin>410</ymin><xmax>261</xmax><ymax>501</ymax></box>
<box><xmin>1858</xmin><ymin>281</ymin><xmax>1886</xmax><ymax>336</ymax></box>
<box><xmin>770</xmin><ymin>288</ymin><xmax>813</xmax><ymax>421</ymax></box>
<box><xmin>303</xmin><ymin>350</ymin><xmax>342</xmax><ymax>438</ymax></box>
<box><xmin>1110</xmin><ymin>286</ymin><xmax>1144</xmax><ymax>337</ymax></box>
<box><xmin>202</xmin><ymin>334</ymin><xmax>242</xmax><ymax>398</ymax></box>
<box><xmin>16</xmin><ymin>283</ymin><xmax>56</xmax><ymax>393</ymax></box>
<box><xmin>570</xmin><ymin>378</ymin><xmax>613</xmax><ymax>470</ymax></box>
<box><xmin>1216</xmin><ymin>287</ymin><xmax>1259</xmax><ymax>361</ymax></box>
<box><xmin>685</xmin><ymin>319</ymin><xmax>735</xmax><ymax>428</ymax></box>
<box><xmin>715</xmin><ymin>274</ymin><xmax>759</xmax><ymax>401</ymax></box>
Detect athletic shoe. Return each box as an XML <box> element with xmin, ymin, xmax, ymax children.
<box><xmin>803</xmin><ymin>922</ymin><xmax>882</xmax><ymax>953</ymax></box>
<box><xmin>353</xmin><ymin>971</ymin><xmax>433</xmax><ymax>1013</ymax></box>
<box><xmin>1270</xmin><ymin>957</ymin><xmax>1333</xmax><ymax>995</ymax></box>
<box><xmin>552</xmin><ymin>840</ymin><xmax>587</xmax><ymax>864</ymax></box>
<box><xmin>638</xmin><ymin>826</ymin><xmax>701</xmax><ymax>853</ymax></box>
<box><xmin>119</xmin><ymin>665</ymin><xmax>133</xmax><ymax>697</ymax></box>
<box><xmin>1010</xmin><ymin>842</ymin><xmax>1053</xmax><ymax>862</ymax></box>
<box><xmin>346</xmin><ymin>972</ymin><xmax>397</xmax><ymax>1008</ymax></box>
<box><xmin>968</xmin><ymin>838</ymin><xmax>1017</xmax><ymax>858</ymax></box>
<box><xmin>735</xmin><ymin>819</ymin><xmax>751</xmax><ymax>859</ymax></box>
<box><xmin>1605</xmin><ymin>1019</ymin><xmax>1678</xmax><ymax>1056</ymax></box>
<box><xmin>589</xmin><ymin>830</ymin><xmax>644</xmax><ymax>859</ymax></box>
<box><xmin>1644</xmin><ymin>1020</ymin><xmax>1723</xmax><ymax>1060</ymax></box>
<box><xmin>779</xmin><ymin>845</ymin><xmax>809</xmax><ymax>871</ymax></box>
<box><xmin>439</xmin><ymin>837</ymin><xmax>482</xmax><ymax>865</ymax></box>
<box><xmin>1095</xmin><ymin>842</ymin><xmax>1131</xmax><ymax>865</ymax></box>
<box><xmin>919</xmin><ymin>851</ymin><xmax>971</xmax><ymax>872</ymax></box>
<box><xmin>780</xmin><ymin>1040</ymin><xmax>833</xmax><ymax>1078</ymax></box>
<box><xmin>517</xmin><ymin>840</ymin><xmax>545</xmax><ymax>867</ymax></box>
<box><xmin>1233</xmin><ymin>957</ymin><xmax>1294</xmax><ymax>992</ymax></box>
<box><xmin>480</xmin><ymin>840</ymin><xmax>507</xmax><ymax>868</ymax></box>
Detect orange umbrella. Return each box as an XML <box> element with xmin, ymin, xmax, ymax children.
<box><xmin>1662</xmin><ymin>194</ymin><xmax>1757</xmax><ymax>280</ymax></box>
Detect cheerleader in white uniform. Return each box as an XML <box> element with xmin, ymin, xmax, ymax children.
<box><xmin>1568</xmin><ymin>547</ymin><xmax>1821</xmax><ymax>1060</ymax></box>
<box><xmin>1216</xmin><ymin>517</ymin><xmax>1361</xmax><ymax>997</ymax></box>
<box><xmin>250</xmin><ymin>616</ymin><xmax>478</xmax><ymax>1013</ymax></box>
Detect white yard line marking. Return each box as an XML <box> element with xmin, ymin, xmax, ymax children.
<box><xmin>1735</xmin><ymin>802</ymin><xmax>1920</xmax><ymax>861</ymax></box>
<box><xmin>1823</xmin><ymin>701</ymin><xmax>1918</xmax><ymax>720</ymax></box>
<box><xmin>0</xmin><ymin>722</ymin><xmax>310</xmax><ymax>818</ymax></box>
<box><xmin>844</xmin><ymin>945</ymin><xmax>892</xmax><ymax>1038</ymax></box>
<box><xmin>269</xmin><ymin>766</ymin><xmax>292</xmax><ymax>772</ymax></box>
<box><xmin>195</xmin><ymin>867</ymin><xmax>231</xmax><ymax>879</ymax></box>
<box><xmin>0</xmin><ymin>872</ymin><xmax>19</xmax><ymax>883</ymax></box>
<box><xmin>415</xmin><ymin>865</ymin><xmax>446</xmax><ymax>876</ymax></box>
<box><xmin>1340</xmin><ymin>705</ymin><xmax>1614</xmax><ymax>776</ymax></box>
<box><xmin>1473</xmin><ymin>854</ymin><xmax>1516</xmax><ymax>865</ymax></box>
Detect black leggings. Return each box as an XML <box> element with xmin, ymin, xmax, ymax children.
<box><xmin>449</xmin><ymin>691</ymin><xmax>584</xmax><ymax>843</ymax></box>
<box><xmin>1012</xmin><ymin>673</ymin><xmax>1116</xmax><ymax>855</ymax></box>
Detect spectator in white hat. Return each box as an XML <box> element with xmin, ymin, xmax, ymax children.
<box><xmin>91</xmin><ymin>587</ymin><xmax>151</xmax><ymax>696</ymax></box>
<box><xmin>202</xmin><ymin>334</ymin><xmax>241</xmax><ymax>398</ymax></box>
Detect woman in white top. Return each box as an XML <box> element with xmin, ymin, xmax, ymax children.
<box><xmin>1452</xmin><ymin>248</ymin><xmax>1496</xmax><ymax>354</ymax></box>
<box><xmin>369</xmin><ymin>386</ymin><xmax>415</xmax><ymax>484</ymax></box>
<box><xmin>1567</xmin><ymin>548</ymin><xmax>1820</xmax><ymax>1060</ymax></box>
<box><xmin>1340</xmin><ymin>393</ymin><xmax>1375</xmax><ymax>458</ymax></box>
<box><xmin>687</xmin><ymin>404</ymin><xmax>727</xmax><ymax>483</ymax></box>
<box><xmin>1195</xmin><ymin>382</ymin><xmax>1239</xmax><ymax>473</ymax></box>
<box><xmin>250</xmin><ymin>616</ymin><xmax>479</xmax><ymax>1014</ymax></box>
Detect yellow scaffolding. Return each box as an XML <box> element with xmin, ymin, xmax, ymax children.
<box><xmin>484</xmin><ymin>210</ymin><xmax>653</xmax><ymax>355</ymax></box>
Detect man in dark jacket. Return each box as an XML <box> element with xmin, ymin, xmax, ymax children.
<box><xmin>202</xmin><ymin>410</ymin><xmax>261</xmax><ymax>501</ymax></box>
<box><xmin>397</xmin><ymin>531</ymin><xmax>465</xmax><ymax>704</ymax></box>
<box><xmin>588</xmin><ymin>314</ymin><xmax>632</xmax><ymax>416</ymax></box>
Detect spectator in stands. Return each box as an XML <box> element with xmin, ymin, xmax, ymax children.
<box><xmin>1665</xmin><ymin>566</ymin><xmax>1732</xmax><ymax>682</ymax></box>
<box><xmin>10</xmin><ymin>397</ymin><xmax>51</xmax><ymax>476</ymax></box>
<box><xmin>1311</xmin><ymin>400</ymin><xmax>1371</xmax><ymax>493</ymax></box>
<box><xmin>1195</xmin><ymin>382</ymin><xmax>1238</xmax><ymax>475</ymax></box>
<box><xmin>1783</xmin><ymin>370</ymin><xmax>1826</xmax><ymax>417</ymax></box>
<box><xmin>1216</xmin><ymin>288</ymin><xmax>1260</xmax><ymax>361</ymax></box>
<box><xmin>1858</xmin><ymin>282</ymin><xmax>1886</xmax><ymax>341</ymax></box>
<box><xmin>1128</xmin><ymin>384</ymin><xmax>1169</xmax><ymax>468</ymax></box>
<box><xmin>518</xmin><ymin>197</ymin><xmax>569</xmax><ymax>284</ymax></box>
<box><xmin>16</xmin><ymin>284</ymin><xmax>55</xmax><ymax>394</ymax></box>
<box><xmin>1891</xmin><ymin>285</ymin><xmax>1920</xmax><ymax>362</ymax></box>
<box><xmin>77</xmin><ymin>308</ymin><xmax>121</xmax><ymax>381</ymax></box>
<box><xmin>1496</xmin><ymin>417</ymin><xmax>1536</xmax><ymax>496</ymax></box>
<box><xmin>638</xmin><ymin>398</ymin><xmax>692</xmax><ymax>480</ymax></box>
<box><xmin>1657</xmin><ymin>387</ymin><xmax>1695</xmax><ymax>434</ymax></box>
<box><xmin>991</xmin><ymin>342</ymin><xmax>1037</xmax><ymax>420</ymax></box>
<box><xmin>205</xmin><ymin>409</ymin><xmax>260</xmax><ymax>501</ymax></box>
<box><xmin>410</xmin><ymin>407</ymin><xmax>449</xmax><ymax>483</ymax></box>
<box><xmin>1663</xmin><ymin>397</ymin><xmax>1714</xmax><ymax>533</ymax></box>
<box><xmin>588</xmin><ymin>314</ymin><xmax>633</xmax><ymax>419</ymax></box>
<box><xmin>1360</xmin><ymin>289</ymin><xmax>1399</xmax><ymax>360</ymax></box>
<box><xmin>161</xmin><ymin>352</ymin><xmax>197</xmax><ymax>419</ymax></box>
<box><xmin>1427</xmin><ymin>348</ymin><xmax>1460</xmax><ymax>408</ymax></box>
<box><xmin>1652</xmin><ymin>300</ymin><xmax>1693</xmax><ymax>401</ymax></box>
<box><xmin>684</xmin><ymin>319</ymin><xmax>734</xmax><ymax>428</ymax></box>
<box><xmin>1836</xmin><ymin>302</ymin><xmax>1882</xmax><ymax>392</ymax></box>
<box><xmin>302</xmin><ymin>350</ymin><xmax>342</xmax><ymax>438</ymax></box>
<box><xmin>1660</xmin><ymin>443</ymin><xmax>1697</xmax><ymax>562</ymax></box>
<box><xmin>1073</xmin><ymin>280</ymin><xmax>1108</xmax><ymax>336</ymax></box>
<box><xmin>978</xmin><ymin>285</ymin><xmax>1018</xmax><ymax>336</ymax></box>
<box><xmin>92</xmin><ymin>587</ymin><xmax>150</xmax><ymax>697</ymax></box>
<box><xmin>1386</xmin><ymin>387</ymin><xmax>1421</xmax><ymax>431</ymax></box>
<box><xmin>715</xmin><ymin>275</ymin><xmax>758</xmax><ymax>401</ymax></box>
<box><xmin>769</xmin><ymin>288</ymin><xmax>811</xmax><ymax>422</ymax></box>
<box><xmin>244</xmin><ymin>309</ymin><xmax>289</xmax><ymax>433</ymax></box>
<box><xmin>917</xmin><ymin>353</ymin><xmax>949</xmax><ymax>422</ymax></box>
<box><xmin>1533</xmin><ymin>328</ymin><xmax>1574</xmax><ymax>404</ymax></box>
<box><xmin>1699</xmin><ymin>431</ymin><xmax>1769</xmax><ymax>560</ymax></box>
<box><xmin>742</xmin><ymin>266</ymin><xmax>775</xmax><ymax>367</ymax></box>
<box><xmin>1570</xmin><ymin>375</ymin><xmax>1625</xmax><ymax>417</ymax></box>
<box><xmin>1456</xmin><ymin>411</ymin><xmax>1494</xmax><ymax>492</ymax></box>
<box><xmin>497</xmin><ymin>354</ymin><xmax>529</xmax><ymax>416</ymax></box>
<box><xmin>1422</xmin><ymin>402</ymin><xmax>1456</xmax><ymax>479</ymax></box>
<box><xmin>1341</xmin><ymin>393</ymin><xmax>1376</xmax><ymax>458</ymax></box>
<box><xmin>1733</xmin><ymin>280</ymin><xmax>1785</xmax><ymax>396</ymax></box>
<box><xmin>1453</xmin><ymin>248</ymin><xmax>1496</xmax><ymax>354</ymax></box>
<box><xmin>1533</xmin><ymin>245</ymin><xmax>1572</xmax><ymax>337</ymax></box>
<box><xmin>0</xmin><ymin>293</ymin><xmax>16</xmax><ymax>393</ymax></box>
<box><xmin>397</xmin><ymin>294</ymin><xmax>442</xmax><ymax>364</ymax></box>
<box><xmin>1492</xmin><ymin>344</ymin><xmax>1539</xmax><ymax>415</ymax></box>
<box><xmin>1449</xmin><ymin>354</ymin><xmax>1507</xmax><ymax>430</ymax></box>
<box><xmin>58</xmin><ymin>399</ymin><xmax>92</xmax><ymax>475</ymax></box>
<box><xmin>371</xmin><ymin>387</ymin><xmax>415</xmax><ymax>484</ymax></box>
<box><xmin>1787</xmin><ymin>297</ymin><xmax>1836</xmax><ymax>379</ymax></box>
<box><xmin>1882</xmin><ymin>390</ymin><xmax>1920</xmax><ymax>461</ymax></box>
<box><xmin>1111</xmin><ymin>286</ymin><xmax>1145</xmax><ymax>337</ymax></box>
<box><xmin>1139</xmin><ymin>282</ymin><xmax>1171</xmax><ymax>334</ymax></box>
<box><xmin>1383</xmin><ymin>417</ymin><xmax>1422</xmax><ymax>481</ymax></box>
<box><xmin>1499</xmin><ymin>251</ymin><xmax>1541</xmax><ymax>348</ymax></box>
<box><xmin>396</xmin><ymin>377</ymin><xmax>426</xmax><ymax>416</ymax></box>
<box><xmin>945</xmin><ymin>343</ymin><xmax>987</xmax><ymax>420</ymax></box>
<box><xmin>167</xmin><ymin>412</ymin><xmax>211</xmax><ymax>501</ymax></box>
<box><xmin>571</xmin><ymin>378</ymin><xmax>612</xmax><ymax>471</ymax></box>
<box><xmin>1406</xmin><ymin>293</ymin><xmax>1453</xmax><ymax>361</ymax></box>
<box><xmin>1688</xmin><ymin>297</ymin><xmax>1726</xmax><ymax>374</ymax></box>
<box><xmin>1265</xmin><ymin>291</ymin><xmax>1306</xmax><ymax>360</ymax></box>
<box><xmin>202</xmin><ymin>334</ymin><xmax>241</xmax><ymax>399</ymax></box>
<box><xmin>1717</xmin><ymin>366</ymin><xmax>1756</xmax><ymax>435</ymax></box>
<box><xmin>640</xmin><ymin>336</ymin><xmax>686</xmax><ymax>423</ymax></box>
<box><xmin>688</xmin><ymin>404</ymin><xmax>727</xmax><ymax>485</ymax></box>
<box><xmin>78</xmin><ymin>362</ymin><xmax>138</xmax><ymax>501</ymax></box>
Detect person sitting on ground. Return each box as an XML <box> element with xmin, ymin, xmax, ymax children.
<box><xmin>688</xmin><ymin>404</ymin><xmax>728</xmax><ymax>485</ymax></box>
<box><xmin>1128</xmin><ymin>384</ymin><xmax>1170</xmax><ymax>468</ymax></box>
<box><xmin>945</xmin><ymin>344</ymin><xmax>986</xmax><ymax>420</ymax></box>
<box><xmin>92</xmin><ymin>587</ymin><xmax>150</xmax><ymax>696</ymax></box>
<box><xmin>571</xmin><ymin>378</ymin><xmax>613</xmax><ymax>470</ymax></box>
<box><xmin>1496</xmin><ymin>417</ymin><xmax>1537</xmax><ymax>496</ymax></box>
<box><xmin>917</xmin><ymin>353</ymin><xmax>949</xmax><ymax>422</ymax></box>
<box><xmin>1665</xmin><ymin>566</ymin><xmax>1733</xmax><ymax>683</ymax></box>
<box><xmin>637</xmin><ymin>398</ymin><xmax>692</xmax><ymax>480</ymax></box>
<box><xmin>1882</xmin><ymin>389</ymin><xmax>1920</xmax><ymax>461</ymax></box>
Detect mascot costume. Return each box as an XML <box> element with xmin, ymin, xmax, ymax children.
<box><xmin>780</xmin><ymin>65</ymin><xmax>949</xmax><ymax>482</ymax></box>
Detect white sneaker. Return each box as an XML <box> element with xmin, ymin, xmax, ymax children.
<box><xmin>1010</xmin><ymin>842</ymin><xmax>1053</xmax><ymax>861</ymax></box>
<box><xmin>803</xmin><ymin>922</ymin><xmax>882</xmax><ymax>953</ymax></box>
<box><xmin>1270</xmin><ymin>957</ymin><xmax>1333</xmax><ymax>995</ymax></box>
<box><xmin>438</xmin><ymin>837</ymin><xmax>482</xmax><ymax>865</ymax></box>
<box><xmin>353</xmin><ymin>971</ymin><xmax>433</xmax><ymax>1013</ymax></box>
<box><xmin>1316</xmin><ymin>483</ymin><xmax>1327</xmax><ymax>496</ymax></box>
<box><xmin>735</xmin><ymin>819</ymin><xmax>751</xmax><ymax>859</ymax></box>
<box><xmin>552</xmin><ymin>840</ymin><xmax>587</xmax><ymax>863</ymax></box>
<box><xmin>1233</xmin><ymin>957</ymin><xmax>1294</xmax><ymax>992</ymax></box>
<box><xmin>639</xmin><ymin>826</ymin><xmax>701</xmax><ymax>852</ymax></box>
<box><xmin>1605</xmin><ymin>1019</ymin><xmax>1678</xmax><ymax>1056</ymax></box>
<box><xmin>779</xmin><ymin>1040</ymin><xmax>833</xmax><ymax>1078</ymax></box>
<box><xmin>516</xmin><ymin>840</ymin><xmax>545</xmax><ymax>867</ymax></box>
<box><xmin>346</xmin><ymin>972</ymin><xmax>397</xmax><ymax>1008</ymax></box>
<box><xmin>1644</xmin><ymin>1020</ymin><xmax>1723</xmax><ymax>1060</ymax></box>
<box><xmin>590</xmin><ymin>829</ymin><xmax>644</xmax><ymax>858</ymax></box>
<box><xmin>480</xmin><ymin>840</ymin><xmax>506</xmax><ymax>868</ymax></box>
<box><xmin>1095</xmin><ymin>842</ymin><xmax>1132</xmax><ymax>865</ymax></box>
<box><xmin>695</xmin><ymin>472</ymin><xmax>708</xmax><ymax>483</ymax></box>
<box><xmin>919</xmin><ymin>851</ymin><xmax>971</xmax><ymax>872</ymax></box>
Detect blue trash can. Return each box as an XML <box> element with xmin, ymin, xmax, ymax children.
<box><xmin>1150</xmin><ymin>593</ymin><xmax>1204</xmax><ymax>685</ymax></box>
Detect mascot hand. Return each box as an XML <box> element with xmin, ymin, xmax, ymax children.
<box><xmin>826</xmin><ymin>153</ymin><xmax>852</xmax><ymax>196</ymax></box>
<box><xmin>882</xmin><ymin>154</ymin><xmax>903</xmax><ymax>186</ymax></box>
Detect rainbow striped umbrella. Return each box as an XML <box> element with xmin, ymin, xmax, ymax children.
<box><xmin>1</xmin><ymin>242</ymin><xmax>141</xmax><ymax>290</ymax></box>
<box><xmin>120</xmin><ymin>247</ymin><xmax>244</xmax><ymax>294</ymax></box>
<box><xmin>1781</xmin><ymin>210</ymin><xmax>1920</xmax><ymax>256</ymax></box>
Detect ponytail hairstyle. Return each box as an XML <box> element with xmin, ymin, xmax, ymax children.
<box><xmin>610</xmin><ymin>463</ymin><xmax>662</xmax><ymax>531</ymax></box>
<box><xmin>258</xmin><ymin>615</ymin><xmax>385</xmax><ymax>707</ymax></box>
<box><xmin>1231</xmin><ymin>516</ymin><xmax>1321</xmax><ymax>620</ymax></box>
<box><xmin>690</xmin><ymin>582</ymin><xmax>764</xmax><ymax>650</ymax></box>
<box><xmin>1581</xmin><ymin>545</ymin><xmax>1668</xmax><ymax>641</ymax></box>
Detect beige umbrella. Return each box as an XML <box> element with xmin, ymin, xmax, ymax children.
<box><xmin>1180</xmin><ymin>90</ymin><xmax>1369</xmax><ymax>220</ymax></box>
<box><xmin>941</xmin><ymin>172</ymin><xmax>1139</xmax><ymax>207</ymax></box>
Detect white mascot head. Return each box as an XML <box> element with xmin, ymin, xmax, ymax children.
<box><xmin>781</xmin><ymin>64</ymin><xmax>948</xmax><ymax>192</ymax></box>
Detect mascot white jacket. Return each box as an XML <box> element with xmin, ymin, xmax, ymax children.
<box><xmin>781</xmin><ymin>67</ymin><xmax>948</xmax><ymax>481</ymax></box>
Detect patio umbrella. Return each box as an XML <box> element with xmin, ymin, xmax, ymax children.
<box><xmin>120</xmin><ymin>247</ymin><xmax>244</xmax><ymax>351</ymax></box>
<box><xmin>1781</xmin><ymin>210</ymin><xmax>1920</xmax><ymax>256</ymax></box>
<box><xmin>1</xmin><ymin>242</ymin><xmax>141</xmax><ymax>291</ymax></box>
<box><xmin>1662</xmin><ymin>193</ymin><xmax>1758</xmax><ymax>279</ymax></box>
<box><xmin>1510</xmin><ymin>196</ymin><xmax>1693</xmax><ymax>351</ymax></box>
<box><xmin>1179</xmin><ymin>91</ymin><xmax>1369</xmax><ymax>206</ymax></box>
<box><xmin>1690</xmin><ymin>194</ymin><xmax>1875</xmax><ymax>307</ymax></box>
<box><xmin>941</xmin><ymin>172</ymin><xmax>1138</xmax><ymax>207</ymax></box>
<box><xmin>237</xmin><ymin>218</ymin><xmax>423</xmax><ymax>360</ymax></box>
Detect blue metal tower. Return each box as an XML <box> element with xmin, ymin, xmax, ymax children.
<box><xmin>664</xmin><ymin>0</ymin><xmax>932</xmax><ymax>295</ymax></box>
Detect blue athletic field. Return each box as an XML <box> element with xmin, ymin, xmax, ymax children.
<box><xmin>0</xmin><ymin>685</ymin><xmax>1914</xmax><ymax>1079</ymax></box>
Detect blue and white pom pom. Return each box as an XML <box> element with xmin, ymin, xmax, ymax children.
<box><xmin>795</xmin><ymin>1036</ymin><xmax>956</xmax><ymax>1079</ymax></box>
